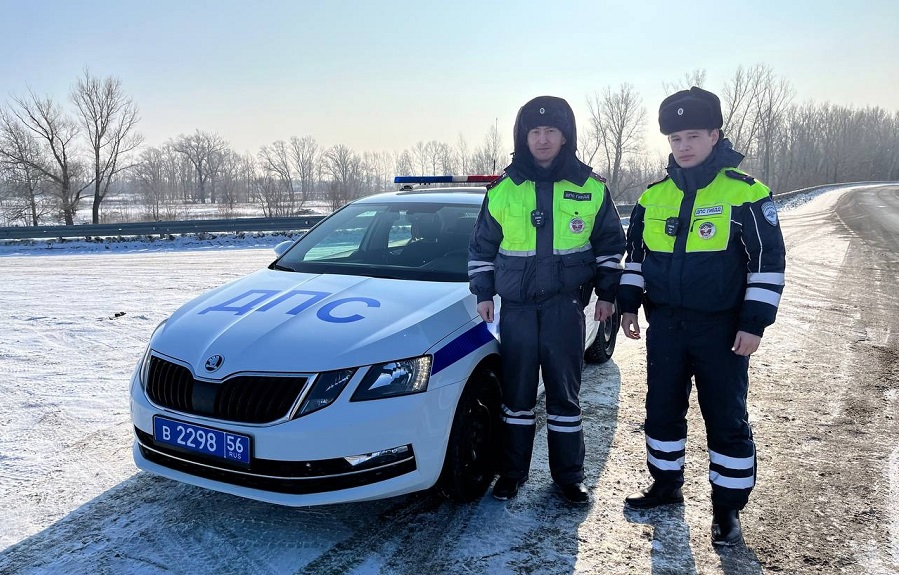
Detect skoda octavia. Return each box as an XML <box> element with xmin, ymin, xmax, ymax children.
<box><xmin>130</xmin><ymin>183</ymin><xmax>618</xmax><ymax>506</ymax></box>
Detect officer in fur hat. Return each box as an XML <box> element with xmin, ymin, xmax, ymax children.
<box><xmin>468</xmin><ymin>95</ymin><xmax>626</xmax><ymax>504</ymax></box>
<box><xmin>617</xmin><ymin>87</ymin><xmax>786</xmax><ymax>545</ymax></box>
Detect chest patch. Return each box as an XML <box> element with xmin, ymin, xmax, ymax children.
<box><xmin>569</xmin><ymin>217</ymin><xmax>586</xmax><ymax>234</ymax></box>
<box><xmin>698</xmin><ymin>222</ymin><xmax>716</xmax><ymax>240</ymax></box>
<box><xmin>762</xmin><ymin>201</ymin><xmax>778</xmax><ymax>226</ymax></box>
<box><xmin>563</xmin><ymin>191</ymin><xmax>592</xmax><ymax>201</ymax></box>
<box><xmin>695</xmin><ymin>205</ymin><xmax>723</xmax><ymax>217</ymax></box>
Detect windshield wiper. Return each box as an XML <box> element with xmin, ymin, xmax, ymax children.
<box><xmin>271</xmin><ymin>263</ymin><xmax>296</xmax><ymax>272</ymax></box>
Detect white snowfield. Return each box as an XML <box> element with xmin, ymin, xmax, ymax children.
<box><xmin>0</xmin><ymin>186</ymin><xmax>896</xmax><ymax>574</ymax></box>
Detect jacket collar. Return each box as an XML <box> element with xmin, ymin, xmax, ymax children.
<box><xmin>666</xmin><ymin>138</ymin><xmax>745</xmax><ymax>192</ymax></box>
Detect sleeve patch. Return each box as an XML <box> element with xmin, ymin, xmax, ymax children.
<box><xmin>762</xmin><ymin>201</ymin><xmax>778</xmax><ymax>226</ymax></box>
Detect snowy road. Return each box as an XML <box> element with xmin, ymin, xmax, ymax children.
<box><xmin>1</xmin><ymin>185</ymin><xmax>898</xmax><ymax>574</ymax></box>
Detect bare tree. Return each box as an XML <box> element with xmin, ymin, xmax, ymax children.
<box><xmin>662</xmin><ymin>69</ymin><xmax>708</xmax><ymax>94</ymax></box>
<box><xmin>471</xmin><ymin>122</ymin><xmax>506</xmax><ymax>174</ymax></box>
<box><xmin>216</xmin><ymin>150</ymin><xmax>250</xmax><ymax>217</ymax></box>
<box><xmin>323</xmin><ymin>144</ymin><xmax>362</xmax><ymax>211</ymax></box>
<box><xmin>455</xmin><ymin>134</ymin><xmax>470</xmax><ymax>175</ymax></box>
<box><xmin>721</xmin><ymin>65</ymin><xmax>769</xmax><ymax>156</ymax></box>
<box><xmin>748</xmin><ymin>68</ymin><xmax>793</xmax><ymax>184</ymax></box>
<box><xmin>616</xmin><ymin>154</ymin><xmax>667</xmax><ymax>204</ymax></box>
<box><xmin>288</xmin><ymin>135</ymin><xmax>318</xmax><ymax>205</ymax></box>
<box><xmin>71</xmin><ymin>69</ymin><xmax>143</xmax><ymax>224</ymax></box>
<box><xmin>363</xmin><ymin>150</ymin><xmax>393</xmax><ymax>193</ymax></box>
<box><xmin>395</xmin><ymin>150</ymin><xmax>414</xmax><ymax>177</ymax></box>
<box><xmin>173</xmin><ymin>131</ymin><xmax>229</xmax><ymax>204</ymax></box>
<box><xmin>412</xmin><ymin>141</ymin><xmax>429</xmax><ymax>175</ymax></box>
<box><xmin>436</xmin><ymin>142</ymin><xmax>456</xmax><ymax>175</ymax></box>
<box><xmin>258</xmin><ymin>140</ymin><xmax>295</xmax><ymax>209</ymax></box>
<box><xmin>132</xmin><ymin>146</ymin><xmax>167</xmax><ymax>220</ymax></box>
<box><xmin>0</xmin><ymin>115</ymin><xmax>52</xmax><ymax>225</ymax></box>
<box><xmin>0</xmin><ymin>91</ymin><xmax>88</xmax><ymax>224</ymax></box>
<box><xmin>585</xmin><ymin>83</ymin><xmax>646</xmax><ymax>195</ymax></box>
<box><xmin>253</xmin><ymin>174</ymin><xmax>288</xmax><ymax>218</ymax></box>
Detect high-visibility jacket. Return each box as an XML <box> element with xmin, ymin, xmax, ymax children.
<box><xmin>468</xmin><ymin>174</ymin><xmax>625</xmax><ymax>305</ymax></box>
<box><xmin>618</xmin><ymin>168</ymin><xmax>786</xmax><ymax>336</ymax></box>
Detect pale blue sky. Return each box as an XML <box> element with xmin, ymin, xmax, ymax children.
<box><xmin>2</xmin><ymin>0</ymin><xmax>897</xmax><ymax>159</ymax></box>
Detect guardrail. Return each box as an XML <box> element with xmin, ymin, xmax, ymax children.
<box><xmin>0</xmin><ymin>182</ymin><xmax>886</xmax><ymax>241</ymax></box>
<box><xmin>0</xmin><ymin>215</ymin><xmax>327</xmax><ymax>241</ymax></box>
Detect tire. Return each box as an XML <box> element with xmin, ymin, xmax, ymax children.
<box><xmin>585</xmin><ymin>305</ymin><xmax>620</xmax><ymax>364</ymax></box>
<box><xmin>437</xmin><ymin>367</ymin><xmax>502</xmax><ymax>502</ymax></box>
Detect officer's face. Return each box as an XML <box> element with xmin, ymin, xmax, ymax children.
<box><xmin>667</xmin><ymin>129</ymin><xmax>719</xmax><ymax>168</ymax></box>
<box><xmin>527</xmin><ymin>126</ymin><xmax>566</xmax><ymax>168</ymax></box>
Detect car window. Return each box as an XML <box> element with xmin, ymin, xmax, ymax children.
<box><xmin>302</xmin><ymin>210</ymin><xmax>378</xmax><ymax>261</ymax></box>
<box><xmin>387</xmin><ymin>212</ymin><xmax>414</xmax><ymax>247</ymax></box>
<box><xmin>275</xmin><ymin>202</ymin><xmax>479</xmax><ymax>282</ymax></box>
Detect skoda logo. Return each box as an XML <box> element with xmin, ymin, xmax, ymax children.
<box><xmin>204</xmin><ymin>354</ymin><xmax>224</xmax><ymax>372</ymax></box>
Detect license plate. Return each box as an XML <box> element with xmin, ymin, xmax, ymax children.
<box><xmin>153</xmin><ymin>416</ymin><xmax>251</xmax><ymax>466</ymax></box>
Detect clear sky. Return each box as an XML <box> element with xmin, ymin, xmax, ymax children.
<box><xmin>2</xmin><ymin>0</ymin><xmax>897</xmax><ymax>160</ymax></box>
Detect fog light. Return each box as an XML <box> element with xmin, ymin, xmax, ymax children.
<box><xmin>344</xmin><ymin>445</ymin><xmax>411</xmax><ymax>468</ymax></box>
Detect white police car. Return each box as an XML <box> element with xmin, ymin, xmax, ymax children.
<box><xmin>130</xmin><ymin>176</ymin><xmax>619</xmax><ymax>507</ymax></box>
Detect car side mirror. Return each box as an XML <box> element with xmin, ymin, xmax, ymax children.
<box><xmin>273</xmin><ymin>240</ymin><xmax>293</xmax><ymax>257</ymax></box>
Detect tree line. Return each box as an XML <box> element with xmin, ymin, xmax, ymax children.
<box><xmin>1</xmin><ymin>64</ymin><xmax>897</xmax><ymax>227</ymax></box>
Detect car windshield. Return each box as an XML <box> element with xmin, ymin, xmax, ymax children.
<box><xmin>274</xmin><ymin>202</ymin><xmax>480</xmax><ymax>282</ymax></box>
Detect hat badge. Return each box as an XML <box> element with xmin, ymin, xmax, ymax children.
<box><xmin>539</xmin><ymin>107</ymin><xmax>546</xmax><ymax>114</ymax></box>
<box><xmin>677</xmin><ymin>107</ymin><xmax>684</xmax><ymax>116</ymax></box>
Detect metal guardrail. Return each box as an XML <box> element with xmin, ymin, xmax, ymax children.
<box><xmin>0</xmin><ymin>215</ymin><xmax>327</xmax><ymax>241</ymax></box>
<box><xmin>1</xmin><ymin>182</ymin><xmax>887</xmax><ymax>241</ymax></box>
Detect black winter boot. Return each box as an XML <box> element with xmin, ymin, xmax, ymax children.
<box><xmin>492</xmin><ymin>477</ymin><xmax>525</xmax><ymax>501</ymax></box>
<box><xmin>711</xmin><ymin>506</ymin><xmax>744</xmax><ymax>546</ymax></box>
<box><xmin>624</xmin><ymin>482</ymin><xmax>684</xmax><ymax>509</ymax></box>
<box><xmin>557</xmin><ymin>482</ymin><xmax>589</xmax><ymax>504</ymax></box>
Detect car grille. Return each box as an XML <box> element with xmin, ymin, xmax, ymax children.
<box><xmin>145</xmin><ymin>356</ymin><xmax>308</xmax><ymax>424</ymax></box>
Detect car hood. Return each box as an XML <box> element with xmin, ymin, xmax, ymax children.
<box><xmin>150</xmin><ymin>269</ymin><xmax>475</xmax><ymax>376</ymax></box>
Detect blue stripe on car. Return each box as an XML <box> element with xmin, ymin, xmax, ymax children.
<box><xmin>431</xmin><ymin>322</ymin><xmax>494</xmax><ymax>374</ymax></box>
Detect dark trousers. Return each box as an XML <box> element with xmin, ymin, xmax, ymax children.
<box><xmin>498</xmin><ymin>293</ymin><xmax>586</xmax><ymax>485</ymax></box>
<box><xmin>644</xmin><ymin>308</ymin><xmax>756</xmax><ymax>510</ymax></box>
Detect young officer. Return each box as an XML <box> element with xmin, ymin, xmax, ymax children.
<box><xmin>468</xmin><ymin>95</ymin><xmax>625</xmax><ymax>504</ymax></box>
<box><xmin>617</xmin><ymin>87</ymin><xmax>786</xmax><ymax>545</ymax></box>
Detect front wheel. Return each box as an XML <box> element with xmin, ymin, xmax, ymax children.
<box><xmin>437</xmin><ymin>367</ymin><xmax>502</xmax><ymax>502</ymax></box>
<box><xmin>585</xmin><ymin>305</ymin><xmax>620</xmax><ymax>364</ymax></box>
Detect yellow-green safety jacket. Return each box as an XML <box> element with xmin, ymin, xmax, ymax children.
<box><xmin>468</xmin><ymin>173</ymin><xmax>625</xmax><ymax>305</ymax></box>
<box><xmin>618</xmin><ymin>167</ymin><xmax>786</xmax><ymax>336</ymax></box>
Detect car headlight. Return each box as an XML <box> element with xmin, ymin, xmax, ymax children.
<box><xmin>295</xmin><ymin>368</ymin><xmax>357</xmax><ymax>417</ymax></box>
<box><xmin>351</xmin><ymin>356</ymin><xmax>431</xmax><ymax>401</ymax></box>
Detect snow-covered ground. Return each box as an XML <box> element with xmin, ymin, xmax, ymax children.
<box><xmin>1</xmin><ymin>186</ymin><xmax>894</xmax><ymax>574</ymax></box>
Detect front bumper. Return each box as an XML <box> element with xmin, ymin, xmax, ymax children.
<box><xmin>130</xmin><ymin>370</ymin><xmax>462</xmax><ymax>507</ymax></box>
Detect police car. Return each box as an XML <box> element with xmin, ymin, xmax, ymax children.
<box><xmin>130</xmin><ymin>176</ymin><xmax>619</xmax><ymax>507</ymax></box>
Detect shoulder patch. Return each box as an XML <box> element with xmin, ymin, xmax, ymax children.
<box><xmin>725</xmin><ymin>170</ymin><xmax>756</xmax><ymax>185</ymax></box>
<box><xmin>589</xmin><ymin>171</ymin><xmax>607</xmax><ymax>183</ymax></box>
<box><xmin>646</xmin><ymin>175</ymin><xmax>670</xmax><ymax>189</ymax></box>
<box><xmin>761</xmin><ymin>201</ymin><xmax>778</xmax><ymax>226</ymax></box>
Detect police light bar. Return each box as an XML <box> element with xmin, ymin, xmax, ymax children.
<box><xmin>393</xmin><ymin>175</ymin><xmax>499</xmax><ymax>184</ymax></box>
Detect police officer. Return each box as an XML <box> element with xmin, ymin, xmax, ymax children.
<box><xmin>617</xmin><ymin>87</ymin><xmax>786</xmax><ymax>545</ymax></box>
<box><xmin>468</xmin><ymin>95</ymin><xmax>625</xmax><ymax>504</ymax></box>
